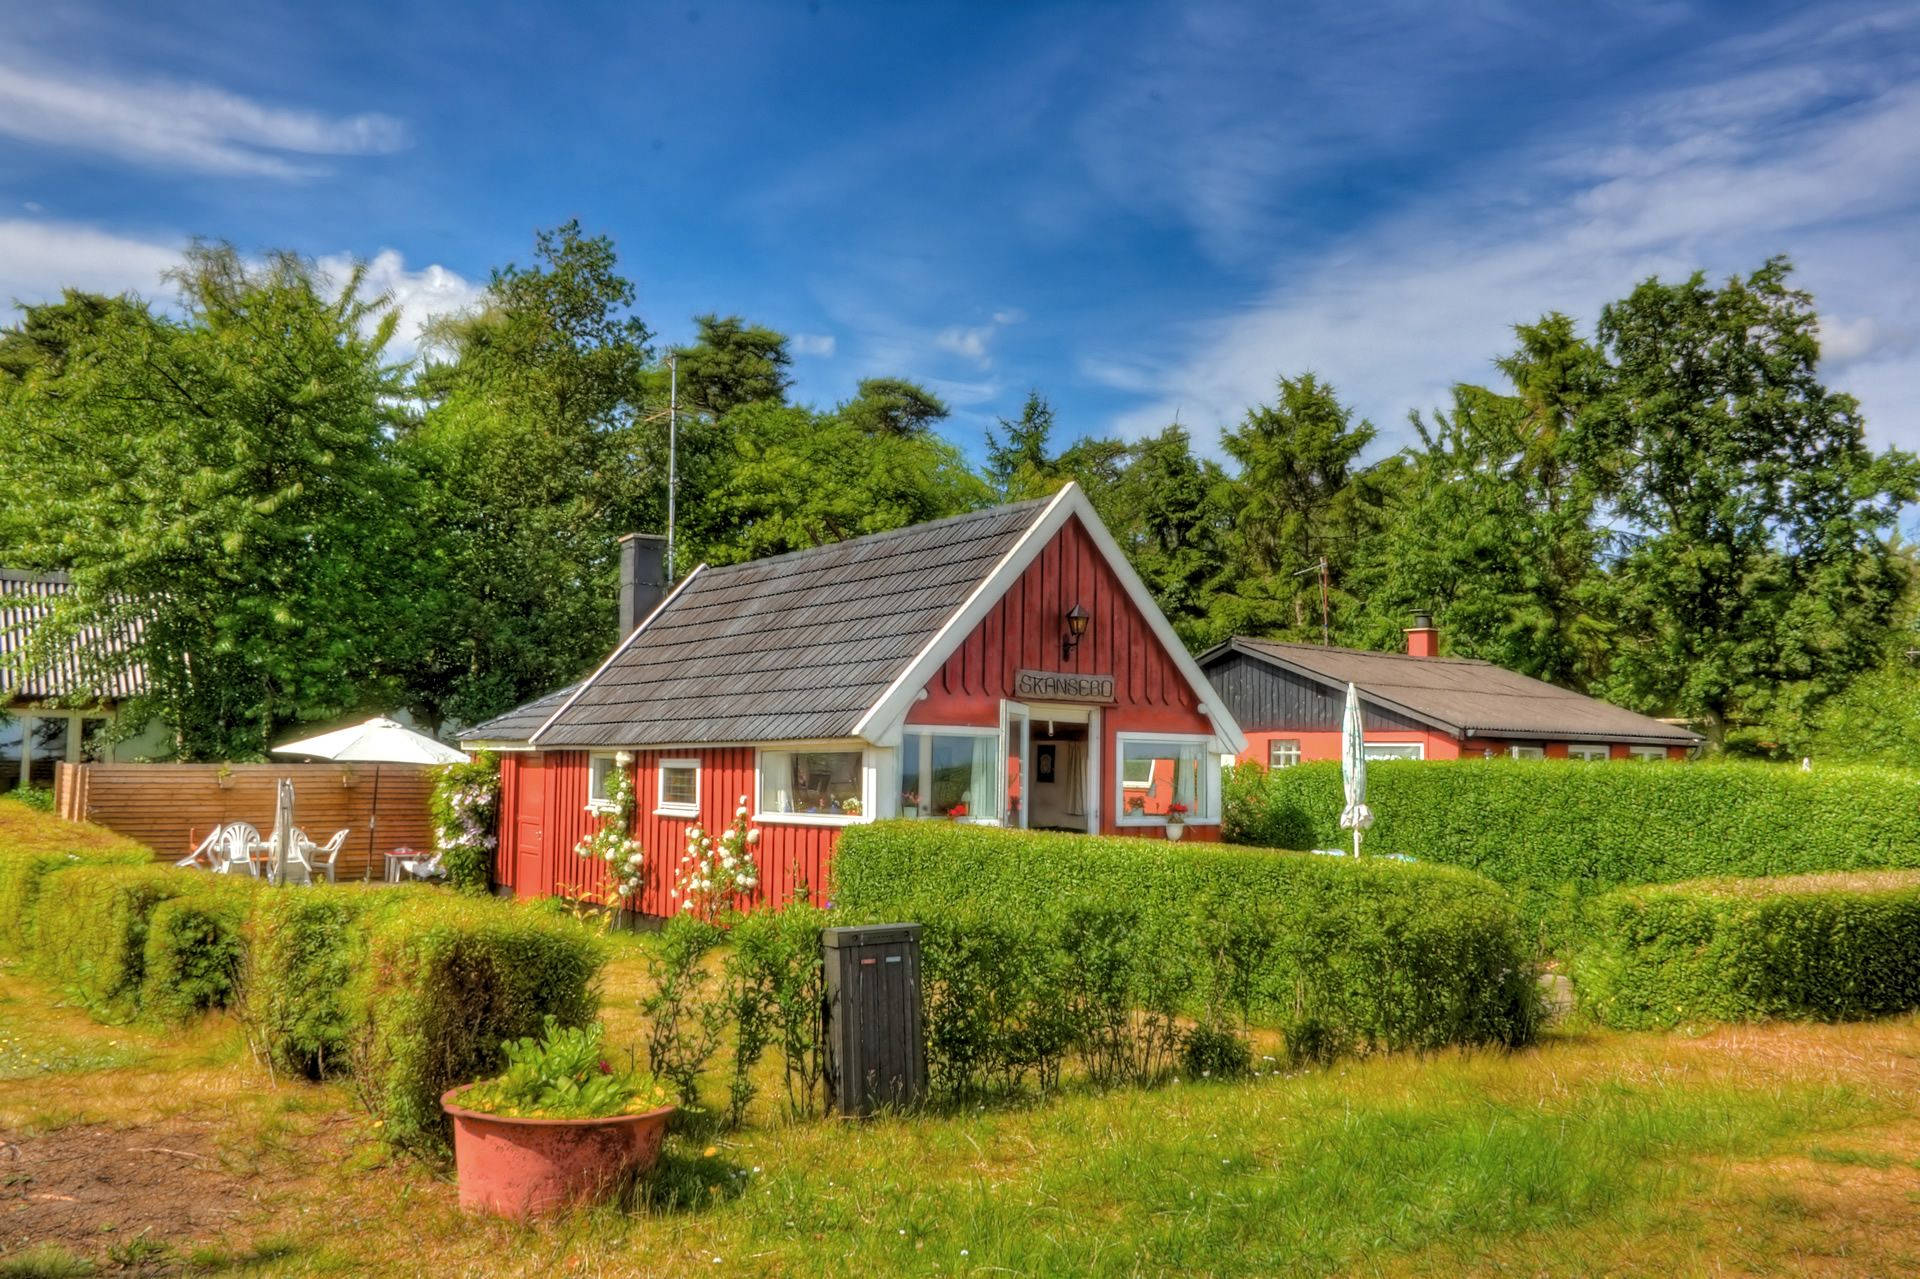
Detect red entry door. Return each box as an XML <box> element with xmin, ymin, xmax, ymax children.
<box><xmin>514</xmin><ymin>757</ymin><xmax>547</xmax><ymax>898</ymax></box>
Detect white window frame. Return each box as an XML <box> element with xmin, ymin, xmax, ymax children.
<box><xmin>1628</xmin><ymin>745</ymin><xmax>1669</xmax><ymax>762</ymax></box>
<box><xmin>1113</xmin><ymin>731</ymin><xmax>1220</xmax><ymax>827</ymax></box>
<box><xmin>1509</xmin><ymin>744</ymin><xmax>1546</xmax><ymax>760</ymax></box>
<box><xmin>1363</xmin><ymin>741</ymin><xmax>1425</xmax><ymax>761</ymax></box>
<box><xmin>1566</xmin><ymin>743</ymin><xmax>1610</xmax><ymax>762</ymax></box>
<box><xmin>1268</xmin><ymin>738</ymin><xmax>1303</xmax><ymax>769</ymax></box>
<box><xmin>586</xmin><ymin>751</ymin><xmax>621</xmax><ymax>814</ymax></box>
<box><xmin>899</xmin><ymin>725</ymin><xmax>1002</xmax><ymax>824</ymax></box>
<box><xmin>655</xmin><ymin>757</ymin><xmax>701</xmax><ymax>817</ymax></box>
<box><xmin>754</xmin><ymin>745</ymin><xmax>873</xmax><ymax>827</ymax></box>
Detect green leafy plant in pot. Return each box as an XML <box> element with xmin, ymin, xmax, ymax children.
<box><xmin>442</xmin><ymin>1017</ymin><xmax>676</xmax><ymax>1220</ymax></box>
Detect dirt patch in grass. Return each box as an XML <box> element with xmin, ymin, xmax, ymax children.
<box><xmin>0</xmin><ymin>1121</ymin><xmax>265</xmax><ymax>1254</ymax></box>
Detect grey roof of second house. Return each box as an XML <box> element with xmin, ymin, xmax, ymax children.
<box><xmin>1202</xmin><ymin>637</ymin><xmax>1702</xmax><ymax>746</ymax></box>
<box><xmin>0</xmin><ymin>569</ymin><xmax>146</xmax><ymax>705</ymax></box>
<box><xmin>532</xmin><ymin>499</ymin><xmax>1053</xmax><ymax>748</ymax></box>
<box><xmin>459</xmin><ymin>684</ymin><xmax>578</xmax><ymax>745</ymax></box>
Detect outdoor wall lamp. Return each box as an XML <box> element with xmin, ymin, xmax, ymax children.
<box><xmin>1062</xmin><ymin>603</ymin><xmax>1090</xmax><ymax>661</ymax></box>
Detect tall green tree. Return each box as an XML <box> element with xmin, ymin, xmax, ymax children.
<box><xmin>0</xmin><ymin>245</ymin><xmax>413</xmax><ymax>758</ymax></box>
<box><xmin>1575</xmin><ymin>258</ymin><xmax>1919</xmax><ymax>748</ymax></box>
<box><xmin>984</xmin><ymin>391</ymin><xmax>1061</xmax><ymax>500</ymax></box>
<box><xmin>671</xmin><ymin>314</ymin><xmax>792</xmax><ymax>419</ymax></box>
<box><xmin>1100</xmin><ymin>425</ymin><xmax>1234</xmax><ymax>646</ymax></box>
<box><xmin>399</xmin><ymin>222</ymin><xmax>658</xmax><ymax>727</ymax></box>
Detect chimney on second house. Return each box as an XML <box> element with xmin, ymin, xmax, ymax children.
<box><xmin>1405</xmin><ymin>610</ymin><xmax>1439</xmax><ymax>659</ymax></box>
<box><xmin>619</xmin><ymin>533</ymin><xmax>668</xmax><ymax>636</ymax></box>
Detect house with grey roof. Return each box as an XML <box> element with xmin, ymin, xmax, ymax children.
<box><xmin>462</xmin><ymin>484</ymin><xmax>1243</xmax><ymax>913</ymax></box>
<box><xmin>1198</xmin><ymin>614</ymin><xmax>1701</xmax><ymax>768</ymax></box>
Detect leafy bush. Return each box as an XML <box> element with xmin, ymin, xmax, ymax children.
<box><xmin>457</xmin><ymin>1017</ymin><xmax>671</xmax><ymax>1119</ymax></box>
<box><xmin>349</xmin><ymin>889</ymin><xmax>606</xmax><ymax>1155</ymax></box>
<box><xmin>1571</xmin><ymin>871</ymin><xmax>1920</xmax><ymax>1029</ymax></box>
<box><xmin>430</xmin><ymin>751</ymin><xmax>499</xmax><ymax>894</ymax></box>
<box><xmin>722</xmin><ymin>902</ymin><xmax>829</xmax><ymax>1124</ymax></box>
<box><xmin>1224</xmin><ymin>759</ymin><xmax>1920</xmax><ymax>947</ymax></box>
<box><xmin>8</xmin><ymin>785</ymin><xmax>54</xmax><ymax>813</ymax></box>
<box><xmin>834</xmin><ymin>822</ymin><xmax>1539</xmax><ymax>1081</ymax></box>
<box><xmin>140</xmin><ymin>877</ymin><xmax>258</xmax><ymax>1023</ymax></box>
<box><xmin>244</xmin><ymin>887</ymin><xmax>390</xmax><ymax>1077</ymax></box>
<box><xmin>640</xmin><ymin>914</ymin><xmax>727</xmax><ymax>1106</ymax></box>
<box><xmin>0</xmin><ymin>843</ymin><xmax>150</xmax><ymax>958</ymax></box>
<box><xmin>27</xmin><ymin>865</ymin><xmax>194</xmax><ymax>1017</ymax></box>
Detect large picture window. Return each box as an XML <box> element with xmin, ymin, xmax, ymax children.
<box><xmin>1363</xmin><ymin>741</ymin><xmax>1424</xmax><ymax>761</ymax></box>
<box><xmin>759</xmin><ymin>749</ymin><xmax>865</xmax><ymax>820</ymax></box>
<box><xmin>900</xmin><ymin>729</ymin><xmax>1000</xmax><ymax>822</ymax></box>
<box><xmin>1114</xmin><ymin>735</ymin><xmax>1217</xmax><ymax>824</ymax></box>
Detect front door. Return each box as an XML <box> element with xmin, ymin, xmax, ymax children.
<box><xmin>1000</xmin><ymin>700</ymin><xmax>1030</xmax><ymax>829</ymax></box>
<box><xmin>514</xmin><ymin>756</ymin><xmax>546</xmax><ymax>898</ymax></box>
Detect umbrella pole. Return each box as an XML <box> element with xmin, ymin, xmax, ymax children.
<box><xmin>364</xmin><ymin>764</ymin><xmax>381</xmax><ymax>882</ymax></box>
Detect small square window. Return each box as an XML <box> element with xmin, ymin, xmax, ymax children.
<box><xmin>657</xmin><ymin>758</ymin><xmax>700</xmax><ymax>814</ymax></box>
<box><xmin>587</xmin><ymin>753</ymin><xmax>621</xmax><ymax>811</ymax></box>
<box><xmin>1268</xmin><ymin>739</ymin><xmax>1303</xmax><ymax>769</ymax></box>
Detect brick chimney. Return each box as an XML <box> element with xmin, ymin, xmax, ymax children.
<box><xmin>618</xmin><ymin>533</ymin><xmax>668</xmax><ymax>636</ymax></box>
<box><xmin>1404</xmin><ymin>610</ymin><xmax>1439</xmax><ymax>658</ymax></box>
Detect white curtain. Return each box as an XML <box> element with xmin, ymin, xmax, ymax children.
<box><xmin>970</xmin><ymin>735</ymin><xmax>998</xmax><ymax>821</ymax></box>
<box><xmin>1064</xmin><ymin>741</ymin><xmax>1087</xmax><ymax>816</ymax></box>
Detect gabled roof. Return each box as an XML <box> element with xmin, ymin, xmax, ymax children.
<box><xmin>1201</xmin><ymin>636</ymin><xmax>1701</xmax><ymax>747</ymax></box>
<box><xmin>531</xmin><ymin>487</ymin><xmax>1244</xmax><ymax>752</ymax></box>
<box><xmin>0</xmin><ymin>569</ymin><xmax>146</xmax><ymax>704</ymax></box>
<box><xmin>458</xmin><ymin>684</ymin><xmax>578</xmax><ymax>748</ymax></box>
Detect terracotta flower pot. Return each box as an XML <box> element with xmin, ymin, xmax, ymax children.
<box><xmin>441</xmin><ymin>1085</ymin><xmax>676</xmax><ymax>1221</ymax></box>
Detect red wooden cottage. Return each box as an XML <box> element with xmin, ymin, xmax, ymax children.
<box><xmin>461</xmin><ymin>485</ymin><xmax>1244</xmax><ymax>914</ymax></box>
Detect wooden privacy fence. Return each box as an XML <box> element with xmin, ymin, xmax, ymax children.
<box><xmin>54</xmin><ymin>761</ymin><xmax>436</xmax><ymax>881</ymax></box>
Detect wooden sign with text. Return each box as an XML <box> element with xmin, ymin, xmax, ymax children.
<box><xmin>1014</xmin><ymin>669</ymin><xmax>1117</xmax><ymax>703</ymax></box>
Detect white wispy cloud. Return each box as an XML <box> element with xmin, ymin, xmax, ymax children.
<box><xmin>0</xmin><ymin>57</ymin><xmax>407</xmax><ymax>177</ymax></box>
<box><xmin>0</xmin><ymin>219</ymin><xmax>479</xmax><ymax>364</ymax></box>
<box><xmin>791</xmin><ymin>332</ymin><xmax>837</xmax><ymax>357</ymax></box>
<box><xmin>1093</xmin><ymin>13</ymin><xmax>1920</xmax><ymax>454</ymax></box>
<box><xmin>934</xmin><ymin>310</ymin><xmax>1022</xmax><ymax>367</ymax></box>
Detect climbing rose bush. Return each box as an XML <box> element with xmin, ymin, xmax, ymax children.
<box><xmin>673</xmin><ymin>795</ymin><xmax>761</xmax><ymax>922</ymax></box>
<box><xmin>430</xmin><ymin>751</ymin><xmax>500</xmax><ymax>894</ymax></box>
<box><xmin>575</xmin><ymin>752</ymin><xmax>645</xmax><ymax>902</ymax></box>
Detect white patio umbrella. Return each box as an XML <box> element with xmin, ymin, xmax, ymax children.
<box><xmin>268</xmin><ymin>777</ymin><xmax>296</xmax><ymax>885</ymax></box>
<box><xmin>1337</xmin><ymin>682</ymin><xmax>1374</xmax><ymax>858</ymax></box>
<box><xmin>271</xmin><ymin>717</ymin><xmax>467</xmax><ymax>880</ymax></box>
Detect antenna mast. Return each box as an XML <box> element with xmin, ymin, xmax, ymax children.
<box><xmin>666</xmin><ymin>351</ymin><xmax>678</xmax><ymax>584</ymax></box>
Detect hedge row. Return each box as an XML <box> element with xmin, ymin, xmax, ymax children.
<box><xmin>833</xmin><ymin>822</ymin><xmax>1540</xmax><ymax>1078</ymax></box>
<box><xmin>1570</xmin><ymin>871</ymin><xmax>1920</xmax><ymax>1029</ymax></box>
<box><xmin>1224</xmin><ymin>759</ymin><xmax>1920</xmax><ymax>945</ymax></box>
<box><xmin>2</xmin><ymin>812</ymin><xmax>605</xmax><ymax>1157</ymax></box>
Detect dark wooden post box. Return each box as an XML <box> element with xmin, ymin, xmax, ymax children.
<box><xmin>822</xmin><ymin>923</ymin><xmax>926</xmax><ymax>1116</ymax></box>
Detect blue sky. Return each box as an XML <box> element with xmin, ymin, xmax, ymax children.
<box><xmin>3</xmin><ymin>0</ymin><xmax>1919</xmax><ymax>481</ymax></box>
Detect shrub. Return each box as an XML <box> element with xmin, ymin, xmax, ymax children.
<box><xmin>140</xmin><ymin>877</ymin><xmax>258</xmax><ymax>1023</ymax></box>
<box><xmin>1224</xmin><ymin>759</ymin><xmax>1920</xmax><ymax>947</ymax></box>
<box><xmin>244</xmin><ymin>887</ymin><xmax>390</xmax><ymax>1077</ymax></box>
<box><xmin>0</xmin><ymin>840</ymin><xmax>150</xmax><ymax>958</ymax></box>
<box><xmin>429</xmin><ymin>752</ymin><xmax>499</xmax><ymax>894</ymax></box>
<box><xmin>349</xmin><ymin>890</ymin><xmax>606</xmax><ymax>1156</ymax></box>
<box><xmin>1571</xmin><ymin>870</ymin><xmax>1920</xmax><ymax>1030</ymax></box>
<box><xmin>641</xmin><ymin>914</ymin><xmax>727</xmax><ymax>1107</ymax></box>
<box><xmin>20</xmin><ymin>864</ymin><xmax>252</xmax><ymax>1026</ymax></box>
<box><xmin>834</xmin><ymin>822</ymin><xmax>1539</xmax><ymax>1075</ymax></box>
<box><xmin>722</xmin><ymin>902</ymin><xmax>829</xmax><ymax>1124</ymax></box>
<box><xmin>915</xmin><ymin>911</ymin><xmax>1073</xmax><ymax>1100</ymax></box>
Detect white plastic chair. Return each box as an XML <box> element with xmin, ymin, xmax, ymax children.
<box><xmin>300</xmin><ymin>830</ymin><xmax>348</xmax><ymax>884</ymax></box>
<box><xmin>400</xmin><ymin>848</ymin><xmax>447</xmax><ymax>882</ymax></box>
<box><xmin>214</xmin><ymin>822</ymin><xmax>262</xmax><ymax>876</ymax></box>
<box><xmin>175</xmin><ymin>828</ymin><xmax>222</xmax><ymax>869</ymax></box>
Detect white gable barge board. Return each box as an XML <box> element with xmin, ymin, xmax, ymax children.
<box><xmin>854</xmin><ymin>484</ymin><xmax>1246</xmax><ymax>754</ymax></box>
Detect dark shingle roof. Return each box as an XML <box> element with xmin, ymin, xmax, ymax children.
<box><xmin>0</xmin><ymin>569</ymin><xmax>146</xmax><ymax>704</ymax></box>
<box><xmin>533</xmin><ymin>500</ymin><xmax>1052</xmax><ymax>747</ymax></box>
<box><xmin>460</xmin><ymin>684</ymin><xmax>578</xmax><ymax>745</ymax></box>
<box><xmin>1211</xmin><ymin>637</ymin><xmax>1702</xmax><ymax>746</ymax></box>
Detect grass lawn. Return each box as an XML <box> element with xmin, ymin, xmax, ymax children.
<box><xmin>2</xmin><ymin>927</ymin><xmax>1918</xmax><ymax>1279</ymax></box>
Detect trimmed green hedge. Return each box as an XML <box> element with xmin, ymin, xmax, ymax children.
<box><xmin>246</xmin><ymin>887</ymin><xmax>388</xmax><ymax>1078</ymax></box>
<box><xmin>1571</xmin><ymin>871</ymin><xmax>1920</xmax><ymax>1029</ymax></box>
<box><xmin>1224</xmin><ymin>759</ymin><xmax>1920</xmax><ymax>946</ymax></box>
<box><xmin>0</xmin><ymin>844</ymin><xmax>151</xmax><ymax>957</ymax></box>
<box><xmin>29</xmin><ymin>865</ymin><xmax>195</xmax><ymax>1018</ymax></box>
<box><xmin>141</xmin><ymin>877</ymin><xmax>258</xmax><ymax>1023</ymax></box>
<box><xmin>349</xmin><ymin>890</ymin><xmax>606</xmax><ymax>1154</ymax></box>
<box><xmin>834</xmin><ymin>822</ymin><xmax>1539</xmax><ymax>1071</ymax></box>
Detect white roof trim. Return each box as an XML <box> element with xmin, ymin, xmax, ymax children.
<box><xmin>852</xmin><ymin>484</ymin><xmax>1246</xmax><ymax>754</ymax></box>
<box><xmin>529</xmin><ymin>565</ymin><xmax>708</xmax><ymax>747</ymax></box>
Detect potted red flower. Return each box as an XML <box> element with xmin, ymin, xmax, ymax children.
<box><xmin>442</xmin><ymin>1017</ymin><xmax>675</xmax><ymax>1221</ymax></box>
<box><xmin>1165</xmin><ymin>801</ymin><xmax>1189</xmax><ymax>842</ymax></box>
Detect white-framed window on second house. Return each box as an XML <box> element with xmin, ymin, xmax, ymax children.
<box><xmin>656</xmin><ymin>758</ymin><xmax>700</xmax><ymax>817</ymax></box>
<box><xmin>900</xmin><ymin>728</ymin><xmax>1001</xmax><ymax>822</ymax></box>
<box><xmin>1363</xmin><ymin>741</ymin><xmax>1424</xmax><ymax>761</ymax></box>
<box><xmin>586</xmin><ymin>752</ymin><xmax>621</xmax><ymax>813</ymax></box>
<box><xmin>1268</xmin><ymin>738</ymin><xmax>1303</xmax><ymax>769</ymax></box>
<box><xmin>1566</xmin><ymin>743</ymin><xmax>1610</xmax><ymax>761</ymax></box>
<box><xmin>1628</xmin><ymin>745</ymin><xmax>1669</xmax><ymax>762</ymax></box>
<box><xmin>1509</xmin><ymin>744</ymin><xmax>1546</xmax><ymax>760</ymax></box>
<box><xmin>1115</xmin><ymin>733</ymin><xmax>1219</xmax><ymax>824</ymax></box>
<box><xmin>758</xmin><ymin>748</ymin><xmax>866</xmax><ymax>822</ymax></box>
